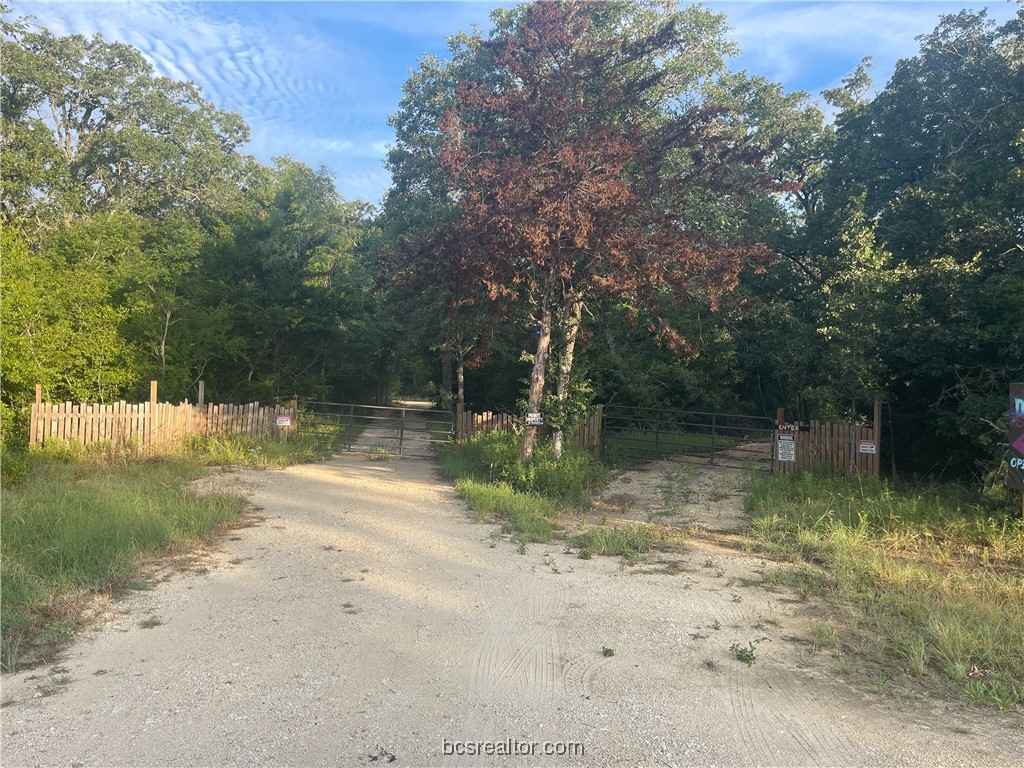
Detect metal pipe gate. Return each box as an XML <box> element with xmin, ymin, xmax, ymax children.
<box><xmin>298</xmin><ymin>402</ymin><xmax>454</xmax><ymax>458</ymax></box>
<box><xmin>602</xmin><ymin>405</ymin><xmax>775</xmax><ymax>471</ymax></box>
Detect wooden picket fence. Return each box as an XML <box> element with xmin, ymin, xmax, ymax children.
<box><xmin>774</xmin><ymin>401</ymin><xmax>881</xmax><ymax>479</ymax></box>
<box><xmin>456</xmin><ymin>406</ymin><xmax>603</xmax><ymax>454</ymax></box>
<box><xmin>29</xmin><ymin>381</ymin><xmax>297</xmax><ymax>452</ymax></box>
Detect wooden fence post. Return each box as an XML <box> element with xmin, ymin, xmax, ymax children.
<box><xmin>149</xmin><ymin>380</ymin><xmax>158</xmax><ymax>449</ymax></box>
<box><xmin>774</xmin><ymin>407</ymin><xmax>784</xmax><ymax>473</ymax></box>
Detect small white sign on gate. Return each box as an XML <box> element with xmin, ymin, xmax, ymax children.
<box><xmin>777</xmin><ymin>434</ymin><xmax>796</xmax><ymax>462</ymax></box>
<box><xmin>276</xmin><ymin>416</ymin><xmax>292</xmax><ymax>427</ymax></box>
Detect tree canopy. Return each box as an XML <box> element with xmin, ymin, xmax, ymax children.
<box><xmin>0</xmin><ymin>11</ymin><xmax>385</xmax><ymax>436</ymax></box>
<box><xmin>385</xmin><ymin>1</ymin><xmax>781</xmax><ymax>460</ymax></box>
<box><xmin>3</xmin><ymin>0</ymin><xmax>1021</xmax><ymax>484</ymax></box>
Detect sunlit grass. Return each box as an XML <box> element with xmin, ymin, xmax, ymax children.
<box><xmin>0</xmin><ymin>434</ymin><xmax>327</xmax><ymax>671</ymax></box>
<box><xmin>439</xmin><ymin>430</ymin><xmax>607</xmax><ymax>504</ymax></box>
<box><xmin>569</xmin><ymin>523</ymin><xmax>679</xmax><ymax>562</ymax></box>
<box><xmin>454</xmin><ymin>479</ymin><xmax>561</xmax><ymax>544</ymax></box>
<box><xmin>745</xmin><ymin>473</ymin><xmax>1024</xmax><ymax>708</ymax></box>
<box><xmin>440</xmin><ymin>431</ymin><xmax>607</xmax><ymax>546</ymax></box>
<box><xmin>182</xmin><ymin>432</ymin><xmax>331</xmax><ymax>467</ymax></box>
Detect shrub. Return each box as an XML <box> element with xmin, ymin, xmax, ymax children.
<box><xmin>440</xmin><ymin>431</ymin><xmax>606</xmax><ymax>503</ymax></box>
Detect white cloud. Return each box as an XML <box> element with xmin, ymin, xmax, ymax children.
<box><xmin>18</xmin><ymin>0</ymin><xmax>385</xmax><ymax>198</ymax></box>
<box><xmin>304</xmin><ymin>1</ymin><xmax>510</xmax><ymax>40</ymax></box>
<box><xmin>716</xmin><ymin>1</ymin><xmax>1019</xmax><ymax>97</ymax></box>
<box><xmin>309</xmin><ymin>138</ymin><xmax>356</xmax><ymax>152</ymax></box>
<box><xmin>17</xmin><ymin>0</ymin><xmax>1018</xmax><ymax>203</ymax></box>
<box><xmin>336</xmin><ymin>167</ymin><xmax>392</xmax><ymax>206</ymax></box>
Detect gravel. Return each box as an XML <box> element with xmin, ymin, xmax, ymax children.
<box><xmin>2</xmin><ymin>453</ymin><xmax>1021</xmax><ymax>767</ymax></box>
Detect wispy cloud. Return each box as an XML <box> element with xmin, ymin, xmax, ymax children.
<box><xmin>309</xmin><ymin>138</ymin><xmax>356</xmax><ymax>153</ymax></box>
<box><xmin>21</xmin><ymin>0</ymin><xmax>388</xmax><ymax>200</ymax></box>
<box><xmin>303</xmin><ymin>1</ymin><xmax>510</xmax><ymax>41</ymax></box>
<box><xmin>336</xmin><ymin>167</ymin><xmax>393</xmax><ymax>205</ymax></box>
<box><xmin>15</xmin><ymin>0</ymin><xmax>1019</xmax><ymax>204</ymax></box>
<box><xmin>715</xmin><ymin>1</ymin><xmax>1018</xmax><ymax>96</ymax></box>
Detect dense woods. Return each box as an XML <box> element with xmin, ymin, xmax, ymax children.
<box><xmin>0</xmin><ymin>9</ymin><xmax>394</xmax><ymax>417</ymax></box>
<box><xmin>2</xmin><ymin>1</ymin><xmax>1022</xmax><ymax>483</ymax></box>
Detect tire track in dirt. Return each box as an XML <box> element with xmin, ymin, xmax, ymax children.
<box><xmin>470</xmin><ymin>575</ymin><xmax>565</xmax><ymax>703</ymax></box>
<box><xmin>560</xmin><ymin>653</ymin><xmax>608</xmax><ymax>698</ymax></box>
<box><xmin>716</xmin><ymin>593</ymin><xmax>870</xmax><ymax>766</ymax></box>
<box><xmin>7</xmin><ymin>453</ymin><xmax>1023</xmax><ymax>768</ymax></box>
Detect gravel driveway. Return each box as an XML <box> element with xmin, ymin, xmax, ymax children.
<box><xmin>2</xmin><ymin>453</ymin><xmax>1021</xmax><ymax>767</ymax></box>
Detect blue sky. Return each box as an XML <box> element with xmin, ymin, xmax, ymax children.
<box><xmin>16</xmin><ymin>0</ymin><xmax>1020</xmax><ymax>206</ymax></box>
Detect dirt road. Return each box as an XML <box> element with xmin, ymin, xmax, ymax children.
<box><xmin>2</xmin><ymin>454</ymin><xmax>1021</xmax><ymax>767</ymax></box>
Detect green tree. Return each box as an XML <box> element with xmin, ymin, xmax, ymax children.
<box><xmin>190</xmin><ymin>158</ymin><xmax>376</xmax><ymax>402</ymax></box>
<box><xmin>0</xmin><ymin>18</ymin><xmax>254</xmax><ymax>413</ymax></box>
<box><xmin>1</xmin><ymin>27</ymin><xmax>248</xmax><ymax>222</ymax></box>
<box><xmin>393</xmin><ymin>1</ymin><xmax>777</xmax><ymax>462</ymax></box>
<box><xmin>819</xmin><ymin>7</ymin><xmax>1024</xmax><ymax>477</ymax></box>
<box><xmin>1</xmin><ymin>218</ymin><xmax>141</xmax><ymax>405</ymax></box>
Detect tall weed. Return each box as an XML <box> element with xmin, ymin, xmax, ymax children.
<box><xmin>182</xmin><ymin>433</ymin><xmax>330</xmax><ymax>467</ymax></box>
<box><xmin>1</xmin><ymin>455</ymin><xmax>244</xmax><ymax>670</ymax></box>
<box><xmin>455</xmin><ymin>479</ymin><xmax>560</xmax><ymax>543</ymax></box>
<box><xmin>439</xmin><ymin>431</ymin><xmax>606</xmax><ymax>503</ymax></box>
<box><xmin>745</xmin><ymin>473</ymin><xmax>1024</xmax><ymax>701</ymax></box>
<box><xmin>440</xmin><ymin>432</ymin><xmax>608</xmax><ymax>548</ymax></box>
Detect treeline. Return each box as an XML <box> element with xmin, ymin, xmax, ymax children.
<box><xmin>0</xmin><ymin>10</ymin><xmax>420</xmax><ymax>436</ymax></box>
<box><xmin>380</xmin><ymin>2</ymin><xmax>1024</xmax><ymax>480</ymax></box>
<box><xmin>3</xmin><ymin>3</ymin><xmax>1022</xmax><ymax>482</ymax></box>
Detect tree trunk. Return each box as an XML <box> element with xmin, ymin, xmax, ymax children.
<box><xmin>456</xmin><ymin>356</ymin><xmax>465</xmax><ymax>410</ymax></box>
<box><xmin>519</xmin><ymin>299</ymin><xmax>554</xmax><ymax>464</ymax></box>
<box><xmin>552</xmin><ymin>300</ymin><xmax>582</xmax><ymax>458</ymax></box>
<box><xmin>382</xmin><ymin>358</ymin><xmax>398</xmax><ymax>406</ymax></box>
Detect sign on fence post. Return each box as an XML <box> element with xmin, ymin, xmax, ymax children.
<box><xmin>1009</xmin><ymin>383</ymin><xmax>1024</xmax><ymax>494</ymax></box>
<box><xmin>777</xmin><ymin>434</ymin><xmax>796</xmax><ymax>463</ymax></box>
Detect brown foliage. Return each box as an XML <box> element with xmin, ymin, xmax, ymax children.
<box><xmin>422</xmin><ymin>2</ymin><xmax>779</xmax><ymax>352</ymax></box>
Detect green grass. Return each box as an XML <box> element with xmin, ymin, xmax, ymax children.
<box><xmin>441</xmin><ymin>433</ymin><xmax>692</xmax><ymax>562</ymax></box>
<box><xmin>439</xmin><ymin>430</ymin><xmax>607</xmax><ymax>504</ymax></box>
<box><xmin>569</xmin><ymin>523</ymin><xmax>676</xmax><ymax>562</ymax></box>
<box><xmin>744</xmin><ymin>473</ymin><xmax>1024</xmax><ymax>708</ymax></box>
<box><xmin>455</xmin><ymin>479</ymin><xmax>561</xmax><ymax>544</ymax></box>
<box><xmin>182</xmin><ymin>432</ymin><xmax>332</xmax><ymax>467</ymax></box>
<box><xmin>0</xmin><ymin>434</ymin><xmax>327</xmax><ymax>671</ymax></box>
<box><xmin>440</xmin><ymin>431</ymin><xmax>607</xmax><ymax>546</ymax></box>
<box><xmin>294</xmin><ymin>411</ymin><xmax>368</xmax><ymax>453</ymax></box>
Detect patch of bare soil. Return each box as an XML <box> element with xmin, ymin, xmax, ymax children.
<box><xmin>3</xmin><ymin>455</ymin><xmax>1021</xmax><ymax>767</ymax></box>
<box><xmin>594</xmin><ymin>458</ymin><xmax>751</xmax><ymax>534</ymax></box>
